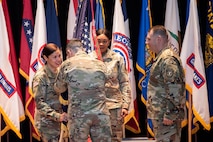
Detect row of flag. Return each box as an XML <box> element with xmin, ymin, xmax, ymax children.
<box><xmin>0</xmin><ymin>0</ymin><xmax>140</xmax><ymax>140</ymax></box>
<box><xmin>137</xmin><ymin>0</ymin><xmax>213</xmax><ymax>137</ymax></box>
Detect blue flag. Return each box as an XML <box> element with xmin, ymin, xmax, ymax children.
<box><xmin>95</xmin><ymin>0</ymin><xmax>105</xmax><ymax>30</ymax></box>
<box><xmin>136</xmin><ymin>0</ymin><xmax>154</xmax><ymax>137</ymax></box>
<box><xmin>45</xmin><ymin>0</ymin><xmax>61</xmax><ymax>47</ymax></box>
<box><xmin>205</xmin><ymin>0</ymin><xmax>213</xmax><ymax>123</ymax></box>
<box><xmin>186</xmin><ymin>0</ymin><xmax>190</xmax><ymax>24</ymax></box>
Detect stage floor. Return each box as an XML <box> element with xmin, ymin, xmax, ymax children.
<box><xmin>122</xmin><ymin>137</ymin><xmax>156</xmax><ymax>142</ymax></box>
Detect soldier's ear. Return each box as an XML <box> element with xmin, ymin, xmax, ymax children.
<box><xmin>107</xmin><ymin>39</ymin><xmax>111</xmax><ymax>46</ymax></box>
<box><xmin>43</xmin><ymin>55</ymin><xmax>48</xmax><ymax>61</ymax></box>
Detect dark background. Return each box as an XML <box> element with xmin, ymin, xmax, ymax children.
<box><xmin>2</xmin><ymin>0</ymin><xmax>213</xmax><ymax>141</ymax></box>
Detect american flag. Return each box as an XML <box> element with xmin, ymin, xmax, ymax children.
<box><xmin>73</xmin><ymin>0</ymin><xmax>95</xmax><ymax>53</ymax></box>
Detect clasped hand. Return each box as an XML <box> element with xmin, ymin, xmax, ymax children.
<box><xmin>60</xmin><ymin>112</ymin><xmax>68</xmax><ymax>122</ymax></box>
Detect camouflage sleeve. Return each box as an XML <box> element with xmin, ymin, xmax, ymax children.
<box><xmin>118</xmin><ymin>56</ymin><xmax>131</xmax><ymax>110</ymax></box>
<box><xmin>32</xmin><ymin>76</ymin><xmax>60</xmax><ymax>122</ymax></box>
<box><xmin>161</xmin><ymin>56</ymin><xmax>184</xmax><ymax>120</ymax></box>
<box><xmin>54</xmin><ymin>65</ymin><xmax>68</xmax><ymax>93</ymax></box>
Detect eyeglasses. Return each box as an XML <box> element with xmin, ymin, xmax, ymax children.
<box><xmin>97</xmin><ymin>39</ymin><xmax>108</xmax><ymax>44</ymax></box>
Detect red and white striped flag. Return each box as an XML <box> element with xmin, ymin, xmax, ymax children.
<box><xmin>0</xmin><ymin>0</ymin><xmax>25</xmax><ymax>139</ymax></box>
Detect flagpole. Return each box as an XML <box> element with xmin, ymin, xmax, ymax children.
<box><xmin>29</xmin><ymin>122</ymin><xmax>32</xmax><ymax>142</ymax></box>
<box><xmin>90</xmin><ymin>0</ymin><xmax>103</xmax><ymax>61</ymax></box>
<box><xmin>188</xmin><ymin>93</ymin><xmax>192</xmax><ymax>142</ymax></box>
<box><xmin>6</xmin><ymin>131</ymin><xmax>9</xmax><ymax>142</ymax></box>
<box><xmin>122</xmin><ymin>124</ymin><xmax>125</xmax><ymax>138</ymax></box>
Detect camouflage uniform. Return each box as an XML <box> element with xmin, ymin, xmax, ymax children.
<box><xmin>90</xmin><ymin>49</ymin><xmax>131</xmax><ymax>142</ymax></box>
<box><xmin>54</xmin><ymin>51</ymin><xmax>112</xmax><ymax>142</ymax></box>
<box><xmin>32</xmin><ymin>65</ymin><xmax>62</xmax><ymax>142</ymax></box>
<box><xmin>147</xmin><ymin>47</ymin><xmax>186</xmax><ymax>142</ymax></box>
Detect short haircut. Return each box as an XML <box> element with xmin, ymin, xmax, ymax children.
<box><xmin>151</xmin><ymin>25</ymin><xmax>168</xmax><ymax>40</ymax></box>
<box><xmin>66</xmin><ymin>38</ymin><xmax>83</xmax><ymax>53</ymax></box>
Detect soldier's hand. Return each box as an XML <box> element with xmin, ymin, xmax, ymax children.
<box><xmin>163</xmin><ymin>118</ymin><xmax>174</xmax><ymax>125</ymax></box>
<box><xmin>121</xmin><ymin>108</ymin><xmax>128</xmax><ymax>118</ymax></box>
<box><xmin>60</xmin><ymin>112</ymin><xmax>68</xmax><ymax>122</ymax></box>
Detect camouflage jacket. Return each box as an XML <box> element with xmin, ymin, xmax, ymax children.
<box><xmin>32</xmin><ymin>65</ymin><xmax>62</xmax><ymax>139</ymax></box>
<box><xmin>54</xmin><ymin>51</ymin><xmax>110</xmax><ymax>117</ymax></box>
<box><xmin>147</xmin><ymin>47</ymin><xmax>186</xmax><ymax>121</ymax></box>
<box><xmin>89</xmin><ymin>49</ymin><xmax>131</xmax><ymax>110</ymax></box>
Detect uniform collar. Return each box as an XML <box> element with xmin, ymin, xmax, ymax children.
<box><xmin>154</xmin><ymin>46</ymin><xmax>170</xmax><ymax>61</ymax></box>
<box><xmin>44</xmin><ymin>65</ymin><xmax>58</xmax><ymax>78</ymax></box>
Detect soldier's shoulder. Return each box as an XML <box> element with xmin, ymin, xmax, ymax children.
<box><xmin>91</xmin><ymin>58</ymin><xmax>105</xmax><ymax>67</ymax></box>
<box><xmin>88</xmin><ymin>51</ymin><xmax>97</xmax><ymax>58</ymax></box>
<box><xmin>34</xmin><ymin>67</ymin><xmax>45</xmax><ymax>78</ymax></box>
<box><xmin>109</xmin><ymin>50</ymin><xmax>123</xmax><ymax>61</ymax></box>
<box><xmin>33</xmin><ymin>67</ymin><xmax>48</xmax><ymax>84</ymax></box>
